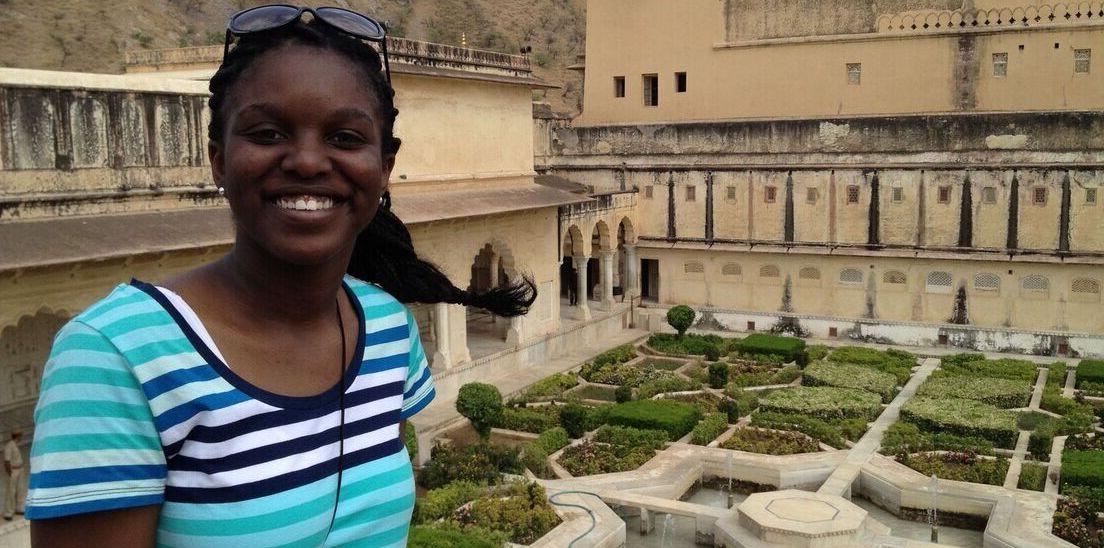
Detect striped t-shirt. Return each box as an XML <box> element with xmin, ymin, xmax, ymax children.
<box><xmin>27</xmin><ymin>277</ymin><xmax>435</xmax><ymax>547</ymax></box>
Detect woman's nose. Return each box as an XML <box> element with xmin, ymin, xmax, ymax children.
<box><xmin>280</xmin><ymin>138</ymin><xmax>332</xmax><ymax>178</ymax></box>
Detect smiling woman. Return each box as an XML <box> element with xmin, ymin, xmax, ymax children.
<box><xmin>25</xmin><ymin>6</ymin><xmax>535</xmax><ymax>548</ymax></box>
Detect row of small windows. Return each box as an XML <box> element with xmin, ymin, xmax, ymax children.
<box><xmin>993</xmin><ymin>48</ymin><xmax>1091</xmax><ymax>76</ymax></box>
<box><xmin>615</xmin><ymin>72</ymin><xmax>688</xmax><ymax>105</ymax></box>
<box><xmin>643</xmin><ymin>184</ymin><xmax>1098</xmax><ymax>206</ymax></box>
<box><xmin>684</xmin><ymin>262</ymin><xmax>1100</xmax><ymax>298</ymax></box>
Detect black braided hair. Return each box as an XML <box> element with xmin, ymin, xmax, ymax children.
<box><xmin>208</xmin><ymin>21</ymin><xmax>536</xmax><ymax>317</ymax></box>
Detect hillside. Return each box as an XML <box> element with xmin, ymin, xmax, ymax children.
<box><xmin>0</xmin><ymin>0</ymin><xmax>586</xmax><ymax>115</ymax></box>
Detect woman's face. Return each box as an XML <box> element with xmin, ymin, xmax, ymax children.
<box><xmin>210</xmin><ymin>43</ymin><xmax>394</xmax><ymax>268</ymax></box>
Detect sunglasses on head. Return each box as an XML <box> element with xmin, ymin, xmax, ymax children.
<box><xmin>223</xmin><ymin>4</ymin><xmax>391</xmax><ymax>83</ymax></box>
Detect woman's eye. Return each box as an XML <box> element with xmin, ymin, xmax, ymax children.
<box><xmin>330</xmin><ymin>131</ymin><xmax>368</xmax><ymax>148</ymax></box>
<box><xmin>245</xmin><ymin>129</ymin><xmax>285</xmax><ymax>143</ymax></box>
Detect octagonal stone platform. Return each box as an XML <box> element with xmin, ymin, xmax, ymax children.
<box><xmin>737</xmin><ymin>490</ymin><xmax>869</xmax><ymax>547</ymax></box>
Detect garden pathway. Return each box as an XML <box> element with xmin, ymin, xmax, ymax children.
<box><xmin>818</xmin><ymin>357</ymin><xmax>940</xmax><ymax>497</ymax></box>
<box><xmin>1062</xmin><ymin>369</ymin><xmax>1077</xmax><ymax>398</ymax></box>
<box><xmin>1045</xmin><ymin>435</ymin><xmax>1067</xmax><ymax>495</ymax></box>
<box><xmin>1027</xmin><ymin>368</ymin><xmax>1048</xmax><ymax>410</ymax></box>
<box><xmin>1003</xmin><ymin>431</ymin><xmax>1032</xmax><ymax>489</ymax></box>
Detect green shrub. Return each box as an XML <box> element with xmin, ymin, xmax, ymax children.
<box><xmin>418</xmin><ymin>443</ymin><xmax>522</xmax><ymax>489</ymax></box>
<box><xmin>691</xmin><ymin>413</ymin><xmax>729</xmax><ymax>445</ymax></box>
<box><xmin>521</xmin><ymin>443</ymin><xmax>551</xmax><ymax>477</ymax></box>
<box><xmin>899</xmin><ymin>452</ymin><xmax>1009</xmax><ymax>486</ymax></box>
<box><xmin>750</xmin><ymin>411</ymin><xmax>844</xmax><ymax>448</ymax></box>
<box><xmin>718</xmin><ymin>391</ymin><xmax>758</xmax><ymax>422</ymax></box>
<box><xmin>456</xmin><ymin>383</ymin><xmax>503</xmax><ymax>437</ymax></box>
<box><xmin>1062</xmin><ymin>451</ymin><xmax>1104</xmax><ymax>489</ymax></box>
<box><xmin>580</xmin><ymin>362</ymin><xmax>674</xmax><ymax>388</ymax></box>
<box><xmin>919</xmin><ymin>375</ymin><xmax>1032</xmax><ymax>408</ymax></box>
<box><xmin>828</xmin><ymin>346</ymin><xmax>914</xmax><ymax>385</ymax></box>
<box><xmin>900</xmin><ymin>396</ymin><xmax>1018</xmax><ymax>448</ymax></box>
<box><xmin>940</xmin><ymin>353</ymin><xmax>987</xmax><ymax>368</ymax></box>
<box><xmin>721</xmin><ymin>427</ymin><xmax>820</xmax><ymax>455</ymax></box>
<box><xmin>1018</xmin><ymin>462</ymin><xmax>1047</xmax><ymax>491</ymax></box>
<box><xmin>606</xmin><ymin>399</ymin><xmax>702</xmax><ymax>439</ymax></box>
<box><xmin>500</xmin><ymin>406</ymin><xmax>560</xmax><ymax>433</ymax></box>
<box><xmin>735</xmin><ymin>334</ymin><xmax>806</xmax><ymax>363</ymax></box>
<box><xmin>772</xmin><ymin>365</ymin><xmax>802</xmax><ymax>384</ymax></box>
<box><xmin>758</xmin><ymin>387</ymin><xmax>882</xmax><ymax>421</ymax></box>
<box><xmin>1046</xmin><ymin>362</ymin><xmax>1069</xmax><ymax>387</ymax></box>
<box><xmin>615</xmin><ymin>384</ymin><xmax>633</xmax><ymax>403</ymax></box>
<box><xmin>635</xmin><ymin>375</ymin><xmax>702</xmax><ymax>399</ymax></box>
<box><xmin>558</xmin><ymin>439</ymin><xmax>656</xmax><ymax>475</ymax></box>
<box><xmin>647</xmin><ymin>333</ymin><xmax>728</xmax><ymax>356</ymax></box>
<box><xmin>939</xmin><ymin>357</ymin><xmax>1038</xmax><ymax>381</ymax></box>
<box><xmin>838</xmin><ymin>418</ymin><xmax>869</xmax><ymax>442</ymax></box>
<box><xmin>880</xmin><ymin>421</ymin><xmax>995</xmax><ymax>456</ymax></box>
<box><xmin>559</xmin><ymin>403</ymin><xmax>590</xmax><ymax>438</ymax></box>
<box><xmin>584</xmin><ymin>404</ymin><xmax>614</xmax><ymax>431</ymax></box>
<box><xmin>409</xmin><ymin>523</ymin><xmax>507</xmax><ymax>548</ymax></box>
<box><xmin>592</xmin><ymin>425</ymin><xmax>668</xmax><ymax>450</ymax></box>
<box><xmin>1076</xmin><ymin>359</ymin><xmax>1104</xmax><ymax>388</ymax></box>
<box><xmin>534</xmin><ymin>427</ymin><xmax>570</xmax><ymax>454</ymax></box>
<box><xmin>1028</xmin><ymin>422</ymin><xmax>1057</xmax><ymax>461</ymax></box>
<box><xmin>709</xmin><ymin>362</ymin><xmax>728</xmax><ymax>388</ymax></box>
<box><xmin>469</xmin><ymin>481</ymin><xmax>559</xmax><ymax>544</ymax></box>
<box><xmin>804</xmin><ymin>361</ymin><xmax>897</xmax><ymax>402</ymax></box>
<box><xmin>571</xmin><ymin>384</ymin><xmax>618</xmax><ymax>402</ymax></box>
<box><xmin>667</xmin><ymin>305</ymin><xmax>696</xmax><ymax>337</ymax></box>
<box><xmin>592</xmin><ymin>344</ymin><xmax>636</xmax><ymax>368</ymax></box>
<box><xmin>416</xmin><ymin>480</ymin><xmax>484</xmax><ymax>523</ymax></box>
<box><xmin>405</xmin><ymin>422</ymin><xmax>418</xmax><ymax>462</ymax></box>
<box><xmin>1080</xmin><ymin>381</ymin><xmax>1104</xmax><ymax>397</ymax></box>
<box><xmin>807</xmin><ymin>344</ymin><xmax>830</xmax><ymax>361</ymax></box>
<box><xmin>522</xmin><ymin>373</ymin><xmax>578</xmax><ymax>401</ymax></box>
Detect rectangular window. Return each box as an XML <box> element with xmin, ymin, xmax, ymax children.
<box><xmin>726</xmin><ymin>186</ymin><xmax>737</xmax><ymax>201</ymax></box>
<box><xmin>1034</xmin><ymin>187</ymin><xmax>1047</xmax><ymax>205</ymax></box>
<box><xmin>992</xmin><ymin>52</ymin><xmax>1008</xmax><ymax>77</ymax></box>
<box><xmin>891</xmin><ymin>187</ymin><xmax>904</xmax><ymax>203</ymax></box>
<box><xmin>614</xmin><ymin>76</ymin><xmax>625</xmax><ymax>98</ymax></box>
<box><xmin>686</xmin><ymin>186</ymin><xmax>696</xmax><ymax>201</ymax></box>
<box><xmin>642</xmin><ymin>74</ymin><xmax>659</xmax><ymax>106</ymax></box>
<box><xmin>675</xmin><ymin>72</ymin><xmax>687</xmax><ymax>93</ymax></box>
<box><xmin>765</xmin><ymin>186</ymin><xmax>777</xmax><ymax>203</ymax></box>
<box><xmin>846</xmin><ymin>185</ymin><xmax>860</xmax><ymax>204</ymax></box>
<box><xmin>1075</xmin><ymin>49</ymin><xmax>1091</xmax><ymax>74</ymax></box>
<box><xmin>938</xmin><ymin>186</ymin><xmax>951</xmax><ymax>204</ymax></box>
<box><xmin>806</xmin><ymin>188</ymin><xmax>817</xmax><ymax>204</ymax></box>
<box><xmin>846</xmin><ymin>63</ymin><xmax>861</xmax><ymax>85</ymax></box>
<box><xmin>644</xmin><ymin>185</ymin><xmax>654</xmax><ymax>199</ymax></box>
<box><xmin>982</xmin><ymin>186</ymin><xmax>997</xmax><ymax>204</ymax></box>
<box><xmin>1087</xmin><ymin>188</ymin><xmax>1098</xmax><ymax>204</ymax></box>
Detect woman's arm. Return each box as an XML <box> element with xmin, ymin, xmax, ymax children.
<box><xmin>32</xmin><ymin>505</ymin><xmax>161</xmax><ymax>548</ymax></box>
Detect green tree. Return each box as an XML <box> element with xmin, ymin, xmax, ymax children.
<box><xmin>456</xmin><ymin>383</ymin><xmax>503</xmax><ymax>438</ymax></box>
<box><xmin>666</xmin><ymin>305</ymin><xmax>695</xmax><ymax>338</ymax></box>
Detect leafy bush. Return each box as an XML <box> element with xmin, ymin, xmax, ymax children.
<box><xmin>751</xmin><ymin>411</ymin><xmax>844</xmax><ymax>448</ymax></box>
<box><xmin>899</xmin><ymin>452</ymin><xmax>1009</xmax><ymax>485</ymax></box>
<box><xmin>647</xmin><ymin>333</ymin><xmax>728</xmax><ymax>356</ymax></box>
<box><xmin>559</xmin><ymin>403</ymin><xmax>590</xmax><ymax>438</ymax></box>
<box><xmin>807</xmin><ymin>344</ymin><xmax>830</xmax><ymax>361</ymax></box>
<box><xmin>635</xmin><ymin>375</ymin><xmax>702</xmax><ymax>399</ymax></box>
<box><xmin>405</xmin><ymin>422</ymin><xmax>418</xmax><ymax>462</ymax></box>
<box><xmin>615</xmin><ymin>384</ymin><xmax>632</xmax><ymax>403</ymax></box>
<box><xmin>468</xmin><ymin>482</ymin><xmax>560</xmax><ymax>544</ymax></box>
<box><xmin>880</xmin><ymin>422</ymin><xmax>995</xmax><ymax>456</ymax></box>
<box><xmin>522</xmin><ymin>373</ymin><xmax>578</xmax><ymax>401</ymax></box>
<box><xmin>571</xmin><ymin>384</ymin><xmax>618</xmax><ymax>402</ymax></box>
<box><xmin>416</xmin><ymin>480</ymin><xmax>484</xmax><ymax>523</ymax></box>
<box><xmin>690</xmin><ymin>413</ymin><xmax>729</xmax><ymax>445</ymax></box>
<box><xmin>640</xmin><ymin>358</ymin><xmax>685</xmax><ymax>371</ymax></box>
<box><xmin>1047</xmin><ymin>362</ymin><xmax>1069</xmax><ymax>387</ymax></box>
<box><xmin>900</xmin><ymin>396</ymin><xmax>1018</xmax><ymax>448</ymax></box>
<box><xmin>584</xmin><ymin>404</ymin><xmax>614</xmax><ymax>431</ymax></box>
<box><xmin>521</xmin><ymin>443</ymin><xmax>551</xmax><ymax>477</ymax></box>
<box><xmin>409</xmin><ymin>523</ymin><xmax>506</xmax><ymax>548</ymax></box>
<box><xmin>828</xmin><ymin>346</ymin><xmax>915</xmax><ymax>385</ymax></box>
<box><xmin>1080</xmin><ymin>381</ymin><xmax>1104</xmax><ymax>397</ymax></box>
<box><xmin>718</xmin><ymin>392</ymin><xmax>758</xmax><ymax>422</ymax></box>
<box><xmin>838</xmin><ymin>418</ymin><xmax>869</xmax><ymax>442</ymax></box>
<box><xmin>939</xmin><ymin>357</ymin><xmax>1038</xmax><ymax>382</ymax></box>
<box><xmin>1065</xmin><ymin>433</ymin><xmax>1104</xmax><ymax>452</ymax></box>
<box><xmin>1018</xmin><ymin>462</ymin><xmax>1047</xmax><ymax>491</ymax></box>
<box><xmin>772</xmin><ymin>365</ymin><xmax>802</xmax><ymax>384</ymax></box>
<box><xmin>1062</xmin><ymin>451</ymin><xmax>1104</xmax><ymax>489</ymax></box>
<box><xmin>500</xmin><ymin>406</ymin><xmax>560</xmax><ymax>433</ymax></box>
<box><xmin>1077</xmin><ymin>359</ymin><xmax>1104</xmax><ymax>388</ymax></box>
<box><xmin>580</xmin><ymin>362</ymin><xmax>674</xmax><ymax>388</ymax></box>
<box><xmin>558</xmin><ymin>439</ymin><xmax>656</xmax><ymax>475</ymax></box>
<box><xmin>592</xmin><ymin>425</ymin><xmax>668</xmax><ymax>450</ymax></box>
<box><xmin>419</xmin><ymin>443</ymin><xmax>522</xmax><ymax>489</ymax></box>
<box><xmin>940</xmin><ymin>353</ymin><xmax>987</xmax><ymax>368</ymax></box>
<box><xmin>1029</xmin><ymin>425</ymin><xmax>1057</xmax><ymax>461</ymax></box>
<box><xmin>665</xmin><ymin>391</ymin><xmax>723</xmax><ymax>415</ymax></box>
<box><xmin>456</xmin><ymin>383</ymin><xmax>503</xmax><ymax>438</ymax></box>
<box><xmin>667</xmin><ymin>305</ymin><xmax>696</xmax><ymax>337</ymax></box>
<box><xmin>709</xmin><ymin>362</ymin><xmax>728</xmax><ymax>389</ymax></box>
<box><xmin>919</xmin><ymin>375</ymin><xmax>1032</xmax><ymax>408</ymax></box>
<box><xmin>735</xmin><ymin>334</ymin><xmax>806</xmax><ymax>363</ymax></box>
<box><xmin>704</xmin><ymin>346</ymin><xmax>721</xmax><ymax>362</ymax></box>
<box><xmin>534</xmin><ymin>427</ymin><xmax>570</xmax><ymax>454</ymax></box>
<box><xmin>592</xmin><ymin>344</ymin><xmax>636</xmax><ymax>368</ymax></box>
<box><xmin>606</xmin><ymin>399</ymin><xmax>702</xmax><ymax>439</ymax></box>
<box><xmin>758</xmin><ymin>387</ymin><xmax>882</xmax><ymax>421</ymax></box>
<box><xmin>804</xmin><ymin>361</ymin><xmax>897</xmax><ymax>402</ymax></box>
<box><xmin>721</xmin><ymin>427</ymin><xmax>820</xmax><ymax>455</ymax></box>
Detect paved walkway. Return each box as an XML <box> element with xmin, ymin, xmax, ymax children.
<box><xmin>1004</xmin><ymin>431</ymin><xmax>1033</xmax><ymax>490</ymax></box>
<box><xmin>1063</xmin><ymin>369</ymin><xmax>1077</xmax><ymax>398</ymax></box>
<box><xmin>1045</xmin><ymin>435</ymin><xmax>1067</xmax><ymax>495</ymax></box>
<box><xmin>1028</xmin><ymin>368</ymin><xmax>1049</xmax><ymax>410</ymax></box>
<box><xmin>818</xmin><ymin>357</ymin><xmax>940</xmax><ymax>497</ymax></box>
<box><xmin>0</xmin><ymin>516</ymin><xmax>29</xmax><ymax>548</ymax></box>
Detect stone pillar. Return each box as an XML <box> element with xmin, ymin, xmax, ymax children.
<box><xmin>573</xmin><ymin>255</ymin><xmax>591</xmax><ymax>321</ymax></box>
<box><xmin>451</xmin><ymin>304</ymin><xmax>471</xmax><ymax>363</ymax></box>
<box><xmin>505</xmin><ymin>273</ymin><xmax>524</xmax><ymax>346</ymax></box>
<box><xmin>431</xmin><ymin>302</ymin><xmax>451</xmax><ymax>370</ymax></box>
<box><xmin>623</xmin><ymin>244</ymin><xmax>638</xmax><ymax>299</ymax></box>
<box><xmin>639</xmin><ymin>507</ymin><xmax>655</xmax><ymax>534</ymax></box>
<box><xmin>487</xmin><ymin>252</ymin><xmax>500</xmax><ymax>323</ymax></box>
<box><xmin>600</xmin><ymin>249</ymin><xmax>615</xmax><ymax>309</ymax></box>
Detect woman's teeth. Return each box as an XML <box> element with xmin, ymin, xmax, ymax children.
<box><xmin>275</xmin><ymin>196</ymin><xmax>335</xmax><ymax>211</ymax></box>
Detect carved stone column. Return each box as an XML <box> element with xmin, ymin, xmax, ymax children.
<box><xmin>573</xmin><ymin>255</ymin><xmax>591</xmax><ymax>321</ymax></box>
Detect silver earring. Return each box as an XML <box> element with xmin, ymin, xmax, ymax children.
<box><xmin>378</xmin><ymin>196</ymin><xmax>383</xmax><ymax>204</ymax></box>
<box><xmin>218</xmin><ymin>187</ymin><xmax>226</xmax><ymax>196</ymax></box>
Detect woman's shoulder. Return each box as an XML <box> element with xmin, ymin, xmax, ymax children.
<box><xmin>343</xmin><ymin>275</ymin><xmax>408</xmax><ymax>313</ymax></box>
<box><xmin>68</xmin><ymin>281</ymin><xmax>159</xmax><ymax>332</ymax></box>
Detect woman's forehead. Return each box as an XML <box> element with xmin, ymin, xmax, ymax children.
<box><xmin>229</xmin><ymin>44</ymin><xmax>381</xmax><ymax>111</ymax></box>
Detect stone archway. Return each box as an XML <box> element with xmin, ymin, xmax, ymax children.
<box><xmin>1</xmin><ymin>308</ymin><xmax>70</xmax><ymax>434</ymax></box>
<box><xmin>465</xmin><ymin>239</ymin><xmax>523</xmax><ymax>359</ymax></box>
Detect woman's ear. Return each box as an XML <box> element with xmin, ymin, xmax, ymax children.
<box><xmin>208</xmin><ymin>140</ymin><xmax>225</xmax><ymax>187</ymax></box>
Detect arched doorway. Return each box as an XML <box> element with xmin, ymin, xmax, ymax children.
<box><xmin>465</xmin><ymin>241</ymin><xmax>520</xmax><ymax>359</ymax></box>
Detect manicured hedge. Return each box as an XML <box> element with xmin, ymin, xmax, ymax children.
<box><xmin>900</xmin><ymin>396</ymin><xmax>1018</xmax><ymax>448</ymax></box>
<box><xmin>606</xmin><ymin>399</ymin><xmax>702</xmax><ymax>439</ymax></box>
<box><xmin>1017</xmin><ymin>462</ymin><xmax>1047</xmax><ymax>492</ymax></box>
<box><xmin>734</xmin><ymin>334</ymin><xmax>806</xmax><ymax>363</ymax></box>
<box><xmin>899</xmin><ymin>452</ymin><xmax>1009</xmax><ymax>486</ymax></box>
<box><xmin>827</xmin><ymin>346</ymin><xmax>915</xmax><ymax>385</ymax></box>
<box><xmin>409</xmin><ymin>524</ymin><xmax>506</xmax><ymax>548</ymax></box>
<box><xmin>1076</xmin><ymin>359</ymin><xmax>1104</xmax><ymax>388</ymax></box>
<box><xmin>879</xmin><ymin>421</ymin><xmax>995</xmax><ymax>456</ymax></box>
<box><xmin>750</xmin><ymin>411</ymin><xmax>845</xmax><ymax>448</ymax></box>
<box><xmin>416</xmin><ymin>480</ymin><xmax>484</xmax><ymax>523</ymax></box>
<box><xmin>720</xmin><ymin>427</ymin><xmax>820</xmax><ymax>455</ymax></box>
<box><xmin>918</xmin><ymin>375</ymin><xmax>1032</xmax><ymax>409</ymax></box>
<box><xmin>1046</xmin><ymin>362</ymin><xmax>1068</xmax><ymax>388</ymax></box>
<box><xmin>580</xmin><ymin>362</ymin><xmax>672</xmax><ymax>388</ymax></box>
<box><xmin>690</xmin><ymin>413</ymin><xmax>729</xmax><ymax>445</ymax></box>
<box><xmin>939</xmin><ymin>357</ymin><xmax>1038</xmax><ymax>382</ymax></box>
<box><xmin>647</xmin><ymin>333</ymin><xmax>732</xmax><ymax>356</ymax></box>
<box><xmin>534</xmin><ymin>427</ymin><xmax>570</xmax><ymax>454</ymax></box>
<box><xmin>804</xmin><ymin>361</ymin><xmax>897</xmax><ymax>402</ymax></box>
<box><xmin>592</xmin><ymin>424</ymin><xmax>669</xmax><ymax>450</ymax></box>
<box><xmin>500</xmin><ymin>406</ymin><xmax>560</xmax><ymax>433</ymax></box>
<box><xmin>758</xmin><ymin>387</ymin><xmax>883</xmax><ymax>421</ymax></box>
<box><xmin>635</xmin><ymin>375</ymin><xmax>703</xmax><ymax>399</ymax></box>
<box><xmin>592</xmin><ymin>344</ymin><xmax>636</xmax><ymax>367</ymax></box>
<box><xmin>1061</xmin><ymin>450</ymin><xmax>1104</xmax><ymax>489</ymax></box>
<box><xmin>718</xmin><ymin>391</ymin><xmax>759</xmax><ymax>422</ymax></box>
<box><xmin>521</xmin><ymin>373</ymin><xmax>578</xmax><ymax>401</ymax></box>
